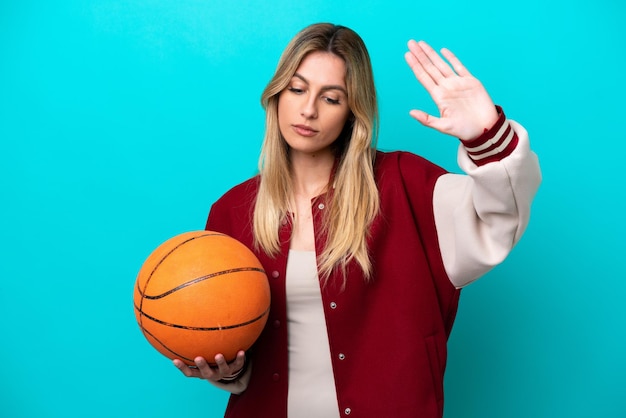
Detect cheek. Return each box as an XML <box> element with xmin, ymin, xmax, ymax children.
<box><xmin>327</xmin><ymin>111</ymin><xmax>350</xmax><ymax>134</ymax></box>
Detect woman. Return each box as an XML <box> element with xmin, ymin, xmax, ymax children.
<box><xmin>174</xmin><ymin>23</ymin><xmax>541</xmax><ymax>418</ymax></box>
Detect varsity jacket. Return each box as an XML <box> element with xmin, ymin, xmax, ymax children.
<box><xmin>205</xmin><ymin>109</ymin><xmax>541</xmax><ymax>418</ymax></box>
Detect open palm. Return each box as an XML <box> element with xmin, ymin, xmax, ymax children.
<box><xmin>404</xmin><ymin>40</ymin><xmax>499</xmax><ymax>141</ymax></box>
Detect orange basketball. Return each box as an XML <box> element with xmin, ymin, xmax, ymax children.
<box><xmin>133</xmin><ymin>231</ymin><xmax>270</xmax><ymax>366</ymax></box>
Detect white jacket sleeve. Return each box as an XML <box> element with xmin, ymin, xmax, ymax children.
<box><xmin>434</xmin><ymin>119</ymin><xmax>541</xmax><ymax>288</ymax></box>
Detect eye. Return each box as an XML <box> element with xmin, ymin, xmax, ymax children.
<box><xmin>323</xmin><ymin>96</ymin><xmax>341</xmax><ymax>105</ymax></box>
<box><xmin>287</xmin><ymin>86</ymin><xmax>304</xmax><ymax>94</ymax></box>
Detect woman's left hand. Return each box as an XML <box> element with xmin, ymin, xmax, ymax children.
<box><xmin>404</xmin><ymin>40</ymin><xmax>499</xmax><ymax>141</ymax></box>
<box><xmin>173</xmin><ymin>351</ymin><xmax>246</xmax><ymax>383</ymax></box>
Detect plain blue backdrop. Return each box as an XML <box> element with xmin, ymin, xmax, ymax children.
<box><xmin>1</xmin><ymin>1</ymin><xmax>624</xmax><ymax>417</ymax></box>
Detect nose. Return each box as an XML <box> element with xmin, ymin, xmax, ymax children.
<box><xmin>300</xmin><ymin>95</ymin><xmax>318</xmax><ymax>119</ymax></box>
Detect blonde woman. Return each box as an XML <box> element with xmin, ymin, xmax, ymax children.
<box><xmin>174</xmin><ymin>23</ymin><xmax>541</xmax><ymax>418</ymax></box>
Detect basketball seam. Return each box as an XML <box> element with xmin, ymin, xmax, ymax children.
<box><xmin>138</xmin><ymin>267</ymin><xmax>266</xmax><ymax>299</ymax></box>
<box><xmin>134</xmin><ymin>303</ymin><xmax>270</xmax><ymax>331</ymax></box>
<box><xmin>140</xmin><ymin>326</ymin><xmax>195</xmax><ymax>363</ymax></box>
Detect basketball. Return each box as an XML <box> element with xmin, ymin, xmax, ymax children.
<box><xmin>133</xmin><ymin>231</ymin><xmax>270</xmax><ymax>366</ymax></box>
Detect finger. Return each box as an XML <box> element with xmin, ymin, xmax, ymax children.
<box><xmin>408</xmin><ymin>40</ymin><xmax>454</xmax><ymax>81</ymax></box>
<box><xmin>228</xmin><ymin>350</ymin><xmax>246</xmax><ymax>373</ymax></box>
<box><xmin>440</xmin><ymin>48</ymin><xmax>471</xmax><ymax>77</ymax></box>
<box><xmin>173</xmin><ymin>359</ymin><xmax>200</xmax><ymax>378</ymax></box>
<box><xmin>407</xmin><ymin>41</ymin><xmax>443</xmax><ymax>85</ymax></box>
<box><xmin>409</xmin><ymin>109</ymin><xmax>436</xmax><ymax>126</ymax></box>
<box><xmin>416</xmin><ymin>41</ymin><xmax>456</xmax><ymax>78</ymax></box>
<box><xmin>409</xmin><ymin>109</ymin><xmax>450</xmax><ymax>134</ymax></box>
<box><xmin>194</xmin><ymin>356</ymin><xmax>219</xmax><ymax>381</ymax></box>
<box><xmin>213</xmin><ymin>353</ymin><xmax>232</xmax><ymax>376</ymax></box>
<box><xmin>404</xmin><ymin>50</ymin><xmax>436</xmax><ymax>92</ymax></box>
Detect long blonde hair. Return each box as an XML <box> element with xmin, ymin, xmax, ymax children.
<box><xmin>253</xmin><ymin>23</ymin><xmax>380</xmax><ymax>281</ymax></box>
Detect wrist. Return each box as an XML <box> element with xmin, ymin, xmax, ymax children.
<box><xmin>217</xmin><ymin>356</ymin><xmax>248</xmax><ymax>384</ymax></box>
<box><xmin>460</xmin><ymin>106</ymin><xmax>518</xmax><ymax>166</ymax></box>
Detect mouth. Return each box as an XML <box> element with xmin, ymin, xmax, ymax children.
<box><xmin>292</xmin><ymin>124</ymin><xmax>318</xmax><ymax>137</ymax></box>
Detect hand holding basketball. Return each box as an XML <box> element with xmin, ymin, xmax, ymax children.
<box><xmin>173</xmin><ymin>350</ymin><xmax>246</xmax><ymax>382</ymax></box>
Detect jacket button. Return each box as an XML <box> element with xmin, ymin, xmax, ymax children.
<box><xmin>318</xmin><ymin>203</ymin><xmax>325</xmax><ymax>210</ymax></box>
<box><xmin>330</xmin><ymin>302</ymin><xmax>337</xmax><ymax>309</ymax></box>
<box><xmin>273</xmin><ymin>320</ymin><xmax>281</xmax><ymax>328</ymax></box>
<box><xmin>271</xmin><ymin>271</ymin><xmax>279</xmax><ymax>279</ymax></box>
<box><xmin>272</xmin><ymin>373</ymin><xmax>280</xmax><ymax>381</ymax></box>
<box><xmin>344</xmin><ymin>407</ymin><xmax>352</xmax><ymax>415</ymax></box>
<box><xmin>338</xmin><ymin>353</ymin><xmax>345</xmax><ymax>360</ymax></box>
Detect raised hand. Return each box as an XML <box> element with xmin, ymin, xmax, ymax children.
<box><xmin>404</xmin><ymin>40</ymin><xmax>499</xmax><ymax>141</ymax></box>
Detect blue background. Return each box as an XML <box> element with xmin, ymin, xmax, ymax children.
<box><xmin>1</xmin><ymin>1</ymin><xmax>624</xmax><ymax>417</ymax></box>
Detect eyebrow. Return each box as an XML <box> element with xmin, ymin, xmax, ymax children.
<box><xmin>293</xmin><ymin>73</ymin><xmax>348</xmax><ymax>96</ymax></box>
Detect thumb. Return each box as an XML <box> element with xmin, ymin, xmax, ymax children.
<box><xmin>409</xmin><ymin>110</ymin><xmax>444</xmax><ymax>131</ymax></box>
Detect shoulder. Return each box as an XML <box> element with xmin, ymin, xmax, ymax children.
<box><xmin>212</xmin><ymin>176</ymin><xmax>260</xmax><ymax>210</ymax></box>
<box><xmin>206</xmin><ymin>176</ymin><xmax>259</xmax><ymax>233</ymax></box>
<box><xmin>374</xmin><ymin>150</ymin><xmax>447</xmax><ymax>184</ymax></box>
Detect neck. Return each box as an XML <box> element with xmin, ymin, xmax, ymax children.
<box><xmin>289</xmin><ymin>149</ymin><xmax>335</xmax><ymax>199</ymax></box>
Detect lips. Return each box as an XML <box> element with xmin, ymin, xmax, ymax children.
<box><xmin>292</xmin><ymin>124</ymin><xmax>318</xmax><ymax>137</ymax></box>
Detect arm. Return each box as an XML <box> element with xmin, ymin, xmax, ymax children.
<box><xmin>434</xmin><ymin>116</ymin><xmax>541</xmax><ymax>287</ymax></box>
<box><xmin>405</xmin><ymin>41</ymin><xmax>541</xmax><ymax>287</ymax></box>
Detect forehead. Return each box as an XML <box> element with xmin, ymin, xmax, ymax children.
<box><xmin>294</xmin><ymin>51</ymin><xmax>347</xmax><ymax>88</ymax></box>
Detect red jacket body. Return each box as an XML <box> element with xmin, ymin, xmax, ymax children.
<box><xmin>206</xmin><ymin>151</ymin><xmax>459</xmax><ymax>418</ymax></box>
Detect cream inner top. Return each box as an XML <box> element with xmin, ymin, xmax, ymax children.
<box><xmin>285</xmin><ymin>250</ymin><xmax>340</xmax><ymax>418</ymax></box>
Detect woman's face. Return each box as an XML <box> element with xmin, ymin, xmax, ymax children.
<box><xmin>278</xmin><ymin>51</ymin><xmax>351</xmax><ymax>159</ymax></box>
